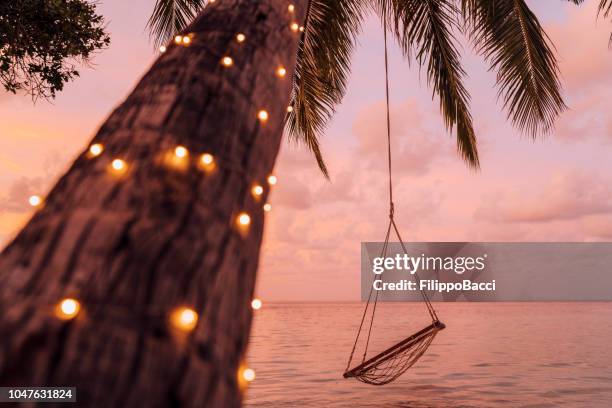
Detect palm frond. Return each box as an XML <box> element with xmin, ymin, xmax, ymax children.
<box><xmin>376</xmin><ymin>0</ymin><xmax>479</xmax><ymax>168</ymax></box>
<box><xmin>599</xmin><ymin>0</ymin><xmax>612</xmax><ymax>45</ymax></box>
<box><xmin>147</xmin><ymin>0</ymin><xmax>207</xmax><ymax>47</ymax></box>
<box><xmin>600</xmin><ymin>0</ymin><xmax>612</xmax><ymax>15</ymax></box>
<box><xmin>462</xmin><ymin>0</ymin><xmax>566</xmax><ymax>137</ymax></box>
<box><xmin>287</xmin><ymin>0</ymin><xmax>367</xmax><ymax>178</ymax></box>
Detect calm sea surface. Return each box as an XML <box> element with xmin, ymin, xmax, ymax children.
<box><xmin>244</xmin><ymin>302</ymin><xmax>612</xmax><ymax>407</ymax></box>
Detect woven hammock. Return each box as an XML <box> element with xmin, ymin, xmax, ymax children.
<box><xmin>343</xmin><ymin>217</ymin><xmax>446</xmax><ymax>385</ymax></box>
<box><xmin>343</xmin><ymin>12</ymin><xmax>445</xmax><ymax>386</ymax></box>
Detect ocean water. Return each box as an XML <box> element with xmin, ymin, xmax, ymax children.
<box><xmin>244</xmin><ymin>302</ymin><xmax>612</xmax><ymax>407</ymax></box>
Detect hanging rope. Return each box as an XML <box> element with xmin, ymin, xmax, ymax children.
<box><xmin>383</xmin><ymin>13</ymin><xmax>394</xmax><ymax>218</ymax></box>
<box><xmin>344</xmin><ymin>9</ymin><xmax>444</xmax><ymax>384</ymax></box>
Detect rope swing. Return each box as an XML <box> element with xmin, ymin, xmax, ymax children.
<box><xmin>343</xmin><ymin>12</ymin><xmax>445</xmax><ymax>386</ymax></box>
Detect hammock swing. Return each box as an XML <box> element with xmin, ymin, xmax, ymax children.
<box><xmin>343</xmin><ymin>15</ymin><xmax>445</xmax><ymax>386</ymax></box>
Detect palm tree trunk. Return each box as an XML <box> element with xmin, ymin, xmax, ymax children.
<box><xmin>0</xmin><ymin>1</ymin><xmax>307</xmax><ymax>406</ymax></box>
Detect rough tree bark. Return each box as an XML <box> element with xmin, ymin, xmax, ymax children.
<box><xmin>0</xmin><ymin>1</ymin><xmax>307</xmax><ymax>406</ymax></box>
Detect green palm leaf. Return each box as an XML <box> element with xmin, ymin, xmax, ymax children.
<box><xmin>598</xmin><ymin>0</ymin><xmax>612</xmax><ymax>45</ymax></box>
<box><xmin>286</xmin><ymin>0</ymin><xmax>367</xmax><ymax>178</ymax></box>
<box><xmin>147</xmin><ymin>0</ymin><xmax>207</xmax><ymax>47</ymax></box>
<box><xmin>462</xmin><ymin>0</ymin><xmax>566</xmax><ymax>137</ymax></box>
<box><xmin>376</xmin><ymin>0</ymin><xmax>480</xmax><ymax>168</ymax></box>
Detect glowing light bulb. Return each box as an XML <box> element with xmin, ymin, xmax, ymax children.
<box><xmin>201</xmin><ymin>153</ymin><xmax>214</xmax><ymax>165</ymax></box>
<box><xmin>251</xmin><ymin>298</ymin><xmax>262</xmax><ymax>310</ymax></box>
<box><xmin>56</xmin><ymin>298</ymin><xmax>80</xmax><ymax>320</ymax></box>
<box><xmin>171</xmin><ymin>307</ymin><xmax>198</xmax><ymax>332</ymax></box>
<box><xmin>290</xmin><ymin>23</ymin><xmax>299</xmax><ymax>32</ymax></box>
<box><xmin>243</xmin><ymin>368</ymin><xmax>256</xmax><ymax>382</ymax></box>
<box><xmin>276</xmin><ymin>66</ymin><xmax>287</xmax><ymax>77</ymax></box>
<box><xmin>288</xmin><ymin>4</ymin><xmax>295</xmax><ymax>12</ymax></box>
<box><xmin>159</xmin><ymin>45</ymin><xmax>167</xmax><ymax>53</ymax></box>
<box><xmin>199</xmin><ymin>153</ymin><xmax>215</xmax><ymax>172</ymax></box>
<box><xmin>257</xmin><ymin>110</ymin><xmax>269</xmax><ymax>122</ymax></box>
<box><xmin>221</xmin><ymin>56</ymin><xmax>233</xmax><ymax>67</ymax></box>
<box><xmin>174</xmin><ymin>145</ymin><xmax>188</xmax><ymax>158</ymax></box>
<box><xmin>263</xmin><ymin>203</ymin><xmax>272</xmax><ymax>212</ymax></box>
<box><xmin>174</xmin><ymin>35</ymin><xmax>183</xmax><ymax>44</ymax></box>
<box><xmin>182</xmin><ymin>36</ymin><xmax>191</xmax><ymax>45</ymax></box>
<box><xmin>267</xmin><ymin>175</ymin><xmax>277</xmax><ymax>185</ymax></box>
<box><xmin>252</xmin><ymin>185</ymin><xmax>264</xmax><ymax>197</ymax></box>
<box><xmin>89</xmin><ymin>143</ymin><xmax>104</xmax><ymax>157</ymax></box>
<box><xmin>28</xmin><ymin>195</ymin><xmax>42</xmax><ymax>207</ymax></box>
<box><xmin>111</xmin><ymin>159</ymin><xmax>126</xmax><ymax>172</ymax></box>
<box><xmin>237</xmin><ymin>212</ymin><xmax>251</xmax><ymax>226</ymax></box>
<box><xmin>236</xmin><ymin>33</ymin><xmax>246</xmax><ymax>43</ymax></box>
<box><xmin>287</xmin><ymin>106</ymin><xmax>293</xmax><ymax>113</ymax></box>
<box><xmin>299</xmin><ymin>26</ymin><xmax>305</xmax><ymax>32</ymax></box>
<box><xmin>237</xmin><ymin>364</ymin><xmax>256</xmax><ymax>389</ymax></box>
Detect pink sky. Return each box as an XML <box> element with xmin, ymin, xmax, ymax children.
<box><xmin>1</xmin><ymin>1</ymin><xmax>611</xmax><ymax>301</ymax></box>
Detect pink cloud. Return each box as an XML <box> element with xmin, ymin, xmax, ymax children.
<box><xmin>0</xmin><ymin>177</ymin><xmax>46</xmax><ymax>212</ymax></box>
<box><xmin>548</xmin><ymin>1</ymin><xmax>612</xmax><ymax>90</ymax></box>
<box><xmin>547</xmin><ymin>1</ymin><xmax>612</xmax><ymax>143</ymax></box>
<box><xmin>354</xmin><ymin>100</ymin><xmax>454</xmax><ymax>176</ymax></box>
<box><xmin>474</xmin><ymin>171</ymin><xmax>612</xmax><ymax>223</ymax></box>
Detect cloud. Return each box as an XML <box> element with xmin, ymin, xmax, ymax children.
<box><xmin>270</xmin><ymin>173</ymin><xmax>313</xmax><ymax>210</ymax></box>
<box><xmin>474</xmin><ymin>171</ymin><xmax>612</xmax><ymax>223</ymax></box>
<box><xmin>0</xmin><ymin>177</ymin><xmax>46</xmax><ymax>212</ymax></box>
<box><xmin>547</xmin><ymin>1</ymin><xmax>612</xmax><ymax>143</ymax></box>
<box><xmin>354</xmin><ymin>99</ymin><xmax>454</xmax><ymax>176</ymax></box>
<box><xmin>548</xmin><ymin>1</ymin><xmax>612</xmax><ymax>90</ymax></box>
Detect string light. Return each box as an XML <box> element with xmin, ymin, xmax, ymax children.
<box><xmin>257</xmin><ymin>110</ymin><xmax>269</xmax><ymax>122</ymax></box>
<box><xmin>174</xmin><ymin>145</ymin><xmax>188</xmax><ymax>158</ymax></box>
<box><xmin>28</xmin><ymin>195</ymin><xmax>42</xmax><ymax>207</ymax></box>
<box><xmin>299</xmin><ymin>26</ymin><xmax>305</xmax><ymax>32</ymax></box>
<box><xmin>252</xmin><ymin>185</ymin><xmax>264</xmax><ymax>197</ymax></box>
<box><xmin>236</xmin><ymin>212</ymin><xmax>251</xmax><ymax>236</ymax></box>
<box><xmin>237</xmin><ymin>212</ymin><xmax>251</xmax><ymax>227</ymax></box>
<box><xmin>41</xmin><ymin>19</ymin><xmax>300</xmax><ymax>329</ymax></box>
<box><xmin>89</xmin><ymin>143</ymin><xmax>104</xmax><ymax>157</ymax></box>
<box><xmin>170</xmin><ymin>307</ymin><xmax>198</xmax><ymax>332</ymax></box>
<box><xmin>111</xmin><ymin>159</ymin><xmax>127</xmax><ymax>173</ymax></box>
<box><xmin>251</xmin><ymin>298</ymin><xmax>262</xmax><ymax>310</ymax></box>
<box><xmin>221</xmin><ymin>56</ymin><xmax>233</xmax><ymax>67</ymax></box>
<box><xmin>199</xmin><ymin>153</ymin><xmax>215</xmax><ymax>172</ymax></box>
<box><xmin>56</xmin><ymin>298</ymin><xmax>80</xmax><ymax>320</ymax></box>
<box><xmin>237</xmin><ymin>363</ymin><xmax>256</xmax><ymax>390</ymax></box>
<box><xmin>242</xmin><ymin>368</ymin><xmax>256</xmax><ymax>382</ymax></box>
<box><xmin>288</xmin><ymin>4</ymin><xmax>295</xmax><ymax>12</ymax></box>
